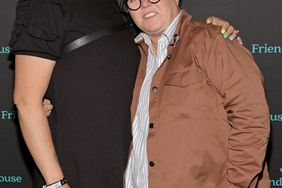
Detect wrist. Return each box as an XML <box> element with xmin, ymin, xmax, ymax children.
<box><xmin>42</xmin><ymin>177</ymin><xmax>67</xmax><ymax>188</ymax></box>
<box><xmin>42</xmin><ymin>165</ymin><xmax>64</xmax><ymax>184</ymax></box>
<box><xmin>44</xmin><ymin>173</ymin><xmax>64</xmax><ymax>184</ymax></box>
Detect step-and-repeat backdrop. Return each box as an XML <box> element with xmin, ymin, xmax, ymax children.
<box><xmin>1</xmin><ymin>0</ymin><xmax>281</xmax><ymax>187</ymax></box>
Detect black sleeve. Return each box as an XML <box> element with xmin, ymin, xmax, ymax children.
<box><xmin>9</xmin><ymin>0</ymin><xmax>64</xmax><ymax>60</ymax></box>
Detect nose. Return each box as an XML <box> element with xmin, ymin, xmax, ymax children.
<box><xmin>140</xmin><ymin>0</ymin><xmax>151</xmax><ymax>8</ymax></box>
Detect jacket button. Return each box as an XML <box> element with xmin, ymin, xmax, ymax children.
<box><xmin>152</xmin><ymin>86</ymin><xmax>158</xmax><ymax>93</ymax></box>
<box><xmin>149</xmin><ymin>161</ymin><xmax>155</xmax><ymax>167</ymax></box>
<box><xmin>149</xmin><ymin>123</ymin><xmax>154</xmax><ymax>129</ymax></box>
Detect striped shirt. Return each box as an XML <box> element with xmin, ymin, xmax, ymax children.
<box><xmin>124</xmin><ymin>12</ymin><xmax>181</xmax><ymax>188</ymax></box>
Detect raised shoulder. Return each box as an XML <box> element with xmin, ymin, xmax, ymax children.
<box><xmin>189</xmin><ymin>20</ymin><xmax>221</xmax><ymax>42</ymax></box>
<box><xmin>184</xmin><ymin>19</ymin><xmax>264</xmax><ymax>94</ymax></box>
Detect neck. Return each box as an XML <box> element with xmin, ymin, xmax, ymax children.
<box><xmin>148</xmin><ymin>9</ymin><xmax>182</xmax><ymax>55</ymax></box>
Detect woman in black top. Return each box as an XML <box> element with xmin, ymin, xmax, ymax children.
<box><xmin>11</xmin><ymin>0</ymin><xmax>239</xmax><ymax>187</ymax></box>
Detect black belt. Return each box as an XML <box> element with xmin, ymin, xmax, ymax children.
<box><xmin>61</xmin><ymin>23</ymin><xmax>127</xmax><ymax>56</ymax></box>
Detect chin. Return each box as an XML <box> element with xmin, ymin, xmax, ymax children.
<box><xmin>145</xmin><ymin>30</ymin><xmax>162</xmax><ymax>37</ymax></box>
<box><xmin>143</xmin><ymin>26</ymin><xmax>164</xmax><ymax>36</ymax></box>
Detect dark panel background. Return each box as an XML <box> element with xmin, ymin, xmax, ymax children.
<box><xmin>0</xmin><ymin>0</ymin><xmax>281</xmax><ymax>187</ymax></box>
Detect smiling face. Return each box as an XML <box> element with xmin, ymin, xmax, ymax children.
<box><xmin>128</xmin><ymin>0</ymin><xmax>180</xmax><ymax>42</ymax></box>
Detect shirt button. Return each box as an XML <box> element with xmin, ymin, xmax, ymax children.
<box><xmin>152</xmin><ymin>86</ymin><xmax>158</xmax><ymax>93</ymax></box>
<box><xmin>149</xmin><ymin>123</ymin><xmax>154</xmax><ymax>129</ymax></box>
<box><xmin>149</xmin><ymin>161</ymin><xmax>155</xmax><ymax>167</ymax></box>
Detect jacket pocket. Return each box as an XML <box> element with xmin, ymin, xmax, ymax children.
<box><xmin>163</xmin><ymin>69</ymin><xmax>203</xmax><ymax>87</ymax></box>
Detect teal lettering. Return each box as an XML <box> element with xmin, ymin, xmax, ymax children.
<box><xmin>274</xmin><ymin>46</ymin><xmax>282</xmax><ymax>53</ymax></box>
<box><xmin>16</xmin><ymin>176</ymin><xmax>22</xmax><ymax>183</ymax></box>
<box><xmin>252</xmin><ymin>44</ymin><xmax>259</xmax><ymax>53</ymax></box>
<box><xmin>270</xmin><ymin>114</ymin><xmax>282</xmax><ymax>122</ymax></box>
<box><xmin>276</xmin><ymin>178</ymin><xmax>282</xmax><ymax>186</ymax></box>
<box><xmin>0</xmin><ymin>47</ymin><xmax>10</xmax><ymax>54</ymax></box>
<box><xmin>1</xmin><ymin>111</ymin><xmax>9</xmax><ymax>119</ymax></box>
<box><xmin>267</xmin><ymin>46</ymin><xmax>274</xmax><ymax>53</ymax></box>
<box><xmin>270</xmin><ymin>178</ymin><xmax>282</xmax><ymax>186</ymax></box>
<box><xmin>278</xmin><ymin>115</ymin><xmax>282</xmax><ymax>121</ymax></box>
<box><xmin>0</xmin><ymin>176</ymin><xmax>22</xmax><ymax>183</ymax></box>
<box><xmin>11</xmin><ymin>176</ymin><xmax>17</xmax><ymax>182</ymax></box>
<box><xmin>252</xmin><ymin>43</ymin><xmax>281</xmax><ymax>54</ymax></box>
<box><xmin>0</xmin><ymin>111</ymin><xmax>16</xmax><ymax>120</ymax></box>
<box><xmin>5</xmin><ymin>47</ymin><xmax>10</xmax><ymax>53</ymax></box>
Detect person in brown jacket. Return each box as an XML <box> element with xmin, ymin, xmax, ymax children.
<box><xmin>121</xmin><ymin>0</ymin><xmax>271</xmax><ymax>188</ymax></box>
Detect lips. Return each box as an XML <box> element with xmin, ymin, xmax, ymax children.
<box><xmin>144</xmin><ymin>12</ymin><xmax>157</xmax><ymax>19</ymax></box>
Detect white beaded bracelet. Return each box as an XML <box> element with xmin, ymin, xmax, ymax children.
<box><xmin>42</xmin><ymin>178</ymin><xmax>67</xmax><ymax>188</ymax></box>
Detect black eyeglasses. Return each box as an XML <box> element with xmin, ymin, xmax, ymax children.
<box><xmin>126</xmin><ymin>0</ymin><xmax>161</xmax><ymax>11</ymax></box>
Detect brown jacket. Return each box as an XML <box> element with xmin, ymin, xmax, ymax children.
<box><xmin>131</xmin><ymin>11</ymin><xmax>270</xmax><ymax>188</ymax></box>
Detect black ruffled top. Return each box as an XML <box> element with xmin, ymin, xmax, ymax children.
<box><xmin>9</xmin><ymin>2</ymin><xmax>141</xmax><ymax>187</ymax></box>
<box><xmin>10</xmin><ymin>0</ymin><xmax>126</xmax><ymax>60</ymax></box>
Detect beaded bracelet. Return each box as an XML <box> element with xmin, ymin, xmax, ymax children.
<box><xmin>42</xmin><ymin>178</ymin><xmax>67</xmax><ymax>188</ymax></box>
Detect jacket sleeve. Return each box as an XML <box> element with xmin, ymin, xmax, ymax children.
<box><xmin>204</xmin><ymin>35</ymin><xmax>270</xmax><ymax>188</ymax></box>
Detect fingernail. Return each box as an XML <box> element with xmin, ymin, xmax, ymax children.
<box><xmin>221</xmin><ymin>28</ymin><xmax>226</xmax><ymax>34</ymax></box>
<box><xmin>206</xmin><ymin>18</ymin><xmax>212</xmax><ymax>24</ymax></box>
<box><xmin>223</xmin><ymin>33</ymin><xmax>229</xmax><ymax>39</ymax></box>
<box><xmin>229</xmin><ymin>36</ymin><xmax>234</xmax><ymax>41</ymax></box>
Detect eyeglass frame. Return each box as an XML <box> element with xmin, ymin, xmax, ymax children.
<box><xmin>126</xmin><ymin>0</ymin><xmax>161</xmax><ymax>11</ymax></box>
